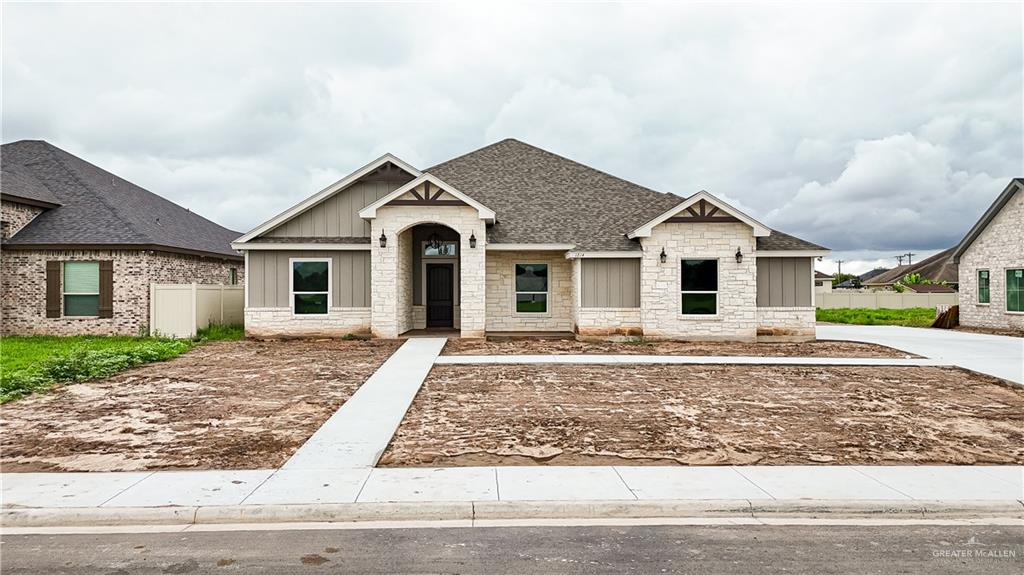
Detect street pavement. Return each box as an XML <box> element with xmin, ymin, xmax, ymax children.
<box><xmin>2</xmin><ymin>524</ymin><xmax>1022</xmax><ymax>574</ymax></box>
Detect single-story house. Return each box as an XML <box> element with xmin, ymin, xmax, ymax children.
<box><xmin>902</xmin><ymin>283</ymin><xmax>956</xmax><ymax>294</ymax></box>
<box><xmin>232</xmin><ymin>139</ymin><xmax>828</xmax><ymax>341</ymax></box>
<box><xmin>814</xmin><ymin>271</ymin><xmax>834</xmax><ymax>293</ymax></box>
<box><xmin>1</xmin><ymin>140</ymin><xmax>244</xmax><ymax>336</ymax></box>
<box><xmin>862</xmin><ymin>248</ymin><xmax>958</xmax><ymax>290</ymax></box>
<box><xmin>952</xmin><ymin>178</ymin><xmax>1023</xmax><ymax>330</ymax></box>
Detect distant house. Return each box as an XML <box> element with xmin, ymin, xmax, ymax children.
<box><xmin>814</xmin><ymin>271</ymin><xmax>833</xmax><ymax>293</ymax></box>
<box><xmin>902</xmin><ymin>283</ymin><xmax>956</xmax><ymax>294</ymax></box>
<box><xmin>1</xmin><ymin>140</ymin><xmax>243</xmax><ymax>336</ymax></box>
<box><xmin>862</xmin><ymin>248</ymin><xmax>958</xmax><ymax>290</ymax></box>
<box><xmin>952</xmin><ymin>179</ymin><xmax>1023</xmax><ymax>331</ymax></box>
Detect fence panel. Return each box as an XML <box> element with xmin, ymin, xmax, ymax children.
<box><xmin>817</xmin><ymin>291</ymin><xmax>958</xmax><ymax>310</ymax></box>
<box><xmin>151</xmin><ymin>284</ymin><xmax>244</xmax><ymax>338</ymax></box>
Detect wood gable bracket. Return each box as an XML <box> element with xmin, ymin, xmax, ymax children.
<box><xmin>359</xmin><ymin>161</ymin><xmax>417</xmax><ymax>184</ymax></box>
<box><xmin>388</xmin><ymin>181</ymin><xmax>468</xmax><ymax>206</ymax></box>
<box><xmin>666</xmin><ymin>199</ymin><xmax>740</xmax><ymax>223</ymax></box>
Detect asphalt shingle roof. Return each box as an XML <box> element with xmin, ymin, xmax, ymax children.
<box><xmin>1</xmin><ymin>140</ymin><xmax>241</xmax><ymax>258</ymax></box>
<box><xmin>427</xmin><ymin>139</ymin><xmax>825</xmax><ymax>252</ymax></box>
<box><xmin>863</xmin><ymin>248</ymin><xmax>958</xmax><ymax>286</ymax></box>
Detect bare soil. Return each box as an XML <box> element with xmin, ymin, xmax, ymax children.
<box><xmin>1</xmin><ymin>339</ymin><xmax>401</xmax><ymax>472</ymax></box>
<box><xmin>952</xmin><ymin>325</ymin><xmax>1024</xmax><ymax>338</ymax></box>
<box><xmin>380</xmin><ymin>364</ymin><xmax>1024</xmax><ymax>467</ymax></box>
<box><xmin>443</xmin><ymin>338</ymin><xmax>914</xmax><ymax>358</ymax></box>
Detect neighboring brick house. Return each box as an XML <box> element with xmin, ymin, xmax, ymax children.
<box><xmin>232</xmin><ymin>139</ymin><xmax>828</xmax><ymax>341</ymax></box>
<box><xmin>1</xmin><ymin>140</ymin><xmax>243</xmax><ymax>336</ymax></box>
<box><xmin>952</xmin><ymin>178</ymin><xmax>1024</xmax><ymax>331</ymax></box>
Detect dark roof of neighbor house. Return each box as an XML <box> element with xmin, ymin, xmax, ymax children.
<box><xmin>904</xmin><ymin>283</ymin><xmax>956</xmax><ymax>294</ymax></box>
<box><xmin>426</xmin><ymin>139</ymin><xmax>826</xmax><ymax>252</ymax></box>
<box><xmin>860</xmin><ymin>267</ymin><xmax>890</xmax><ymax>281</ymax></box>
<box><xmin>863</xmin><ymin>248</ymin><xmax>958</xmax><ymax>286</ymax></box>
<box><xmin>1</xmin><ymin>140</ymin><xmax>242</xmax><ymax>259</ymax></box>
<box><xmin>815</xmin><ymin>271</ymin><xmax>833</xmax><ymax>279</ymax></box>
<box><xmin>951</xmin><ymin>178</ymin><xmax>1023</xmax><ymax>263</ymax></box>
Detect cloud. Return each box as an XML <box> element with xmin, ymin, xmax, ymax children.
<box><xmin>1</xmin><ymin>2</ymin><xmax>1020</xmax><ymax>245</ymax></box>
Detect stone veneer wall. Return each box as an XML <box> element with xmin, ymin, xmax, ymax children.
<box><xmin>370</xmin><ymin>205</ymin><xmax>487</xmax><ymax>338</ymax></box>
<box><xmin>755</xmin><ymin>307</ymin><xmax>816</xmax><ymax>341</ymax></box>
<box><xmin>575</xmin><ymin>308</ymin><xmax>642</xmax><ymax>336</ymax></box>
<box><xmin>1</xmin><ymin>249</ymin><xmax>242</xmax><ymax>336</ymax></box>
<box><xmin>485</xmin><ymin>250</ymin><xmax>574</xmax><ymax>332</ymax></box>
<box><xmin>245</xmin><ymin>307</ymin><xmax>370</xmax><ymax>338</ymax></box>
<box><xmin>958</xmin><ymin>190</ymin><xmax>1024</xmax><ymax>330</ymax></box>
<box><xmin>639</xmin><ymin>222</ymin><xmax>758</xmax><ymax>341</ymax></box>
<box><xmin>1</xmin><ymin>200</ymin><xmax>45</xmax><ymax>240</ymax></box>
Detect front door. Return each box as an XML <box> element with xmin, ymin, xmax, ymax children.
<box><xmin>426</xmin><ymin>263</ymin><xmax>454</xmax><ymax>328</ymax></box>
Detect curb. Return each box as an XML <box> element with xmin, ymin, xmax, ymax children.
<box><xmin>4</xmin><ymin>499</ymin><xmax>1022</xmax><ymax>528</ymax></box>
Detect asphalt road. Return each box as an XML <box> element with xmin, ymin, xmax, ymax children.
<box><xmin>2</xmin><ymin>524</ymin><xmax>1021</xmax><ymax>574</ymax></box>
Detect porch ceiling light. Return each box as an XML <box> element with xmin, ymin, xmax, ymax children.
<box><xmin>735</xmin><ymin>247</ymin><xmax>743</xmax><ymax>264</ymax></box>
<box><xmin>659</xmin><ymin>247</ymin><xmax>667</xmax><ymax>264</ymax></box>
<box><xmin>469</xmin><ymin>232</ymin><xmax>477</xmax><ymax>249</ymax></box>
<box><xmin>379</xmin><ymin>230</ymin><xmax>387</xmax><ymax>248</ymax></box>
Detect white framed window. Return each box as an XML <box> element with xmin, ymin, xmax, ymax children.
<box><xmin>423</xmin><ymin>241</ymin><xmax>457</xmax><ymax>257</ymax></box>
<box><xmin>680</xmin><ymin>259</ymin><xmax>718</xmax><ymax>315</ymax></box>
<box><xmin>290</xmin><ymin>258</ymin><xmax>331</xmax><ymax>316</ymax></box>
<box><xmin>514</xmin><ymin>263</ymin><xmax>549</xmax><ymax>314</ymax></box>
<box><xmin>63</xmin><ymin>261</ymin><xmax>100</xmax><ymax>316</ymax></box>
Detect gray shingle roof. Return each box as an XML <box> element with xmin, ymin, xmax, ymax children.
<box><xmin>863</xmin><ymin>247</ymin><xmax>958</xmax><ymax>286</ymax></box>
<box><xmin>1</xmin><ymin>140</ymin><xmax>241</xmax><ymax>258</ymax></box>
<box><xmin>2</xmin><ymin>161</ymin><xmax>61</xmax><ymax>206</ymax></box>
<box><xmin>427</xmin><ymin>139</ymin><xmax>825</xmax><ymax>252</ymax></box>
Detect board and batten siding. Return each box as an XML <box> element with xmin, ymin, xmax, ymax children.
<box><xmin>580</xmin><ymin>258</ymin><xmax>641</xmax><ymax>308</ymax></box>
<box><xmin>756</xmin><ymin>257</ymin><xmax>813</xmax><ymax>307</ymax></box>
<box><xmin>247</xmin><ymin>250</ymin><xmax>371</xmax><ymax>308</ymax></box>
<box><xmin>266</xmin><ymin>180</ymin><xmax>400</xmax><ymax>238</ymax></box>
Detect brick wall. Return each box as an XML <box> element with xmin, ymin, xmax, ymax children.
<box><xmin>485</xmin><ymin>250</ymin><xmax>574</xmax><ymax>332</ymax></box>
<box><xmin>958</xmin><ymin>191</ymin><xmax>1024</xmax><ymax>330</ymax></box>
<box><xmin>1</xmin><ymin>248</ymin><xmax>243</xmax><ymax>336</ymax></box>
<box><xmin>639</xmin><ymin>222</ymin><xmax>758</xmax><ymax>341</ymax></box>
<box><xmin>1</xmin><ymin>200</ymin><xmax>45</xmax><ymax>240</ymax></box>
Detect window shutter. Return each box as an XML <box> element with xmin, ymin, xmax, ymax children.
<box><xmin>45</xmin><ymin>261</ymin><xmax>61</xmax><ymax>318</ymax></box>
<box><xmin>98</xmin><ymin>260</ymin><xmax>114</xmax><ymax>318</ymax></box>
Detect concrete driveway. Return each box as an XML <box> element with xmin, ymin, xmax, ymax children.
<box><xmin>817</xmin><ymin>325</ymin><xmax>1023</xmax><ymax>385</ymax></box>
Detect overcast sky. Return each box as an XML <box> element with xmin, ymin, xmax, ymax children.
<box><xmin>3</xmin><ymin>2</ymin><xmax>1021</xmax><ymax>274</ymax></box>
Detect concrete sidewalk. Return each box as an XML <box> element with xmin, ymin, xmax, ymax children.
<box><xmin>817</xmin><ymin>325</ymin><xmax>1023</xmax><ymax>384</ymax></box>
<box><xmin>435</xmin><ymin>355</ymin><xmax>949</xmax><ymax>366</ymax></box>
<box><xmin>281</xmin><ymin>338</ymin><xmax>446</xmax><ymax>469</ymax></box>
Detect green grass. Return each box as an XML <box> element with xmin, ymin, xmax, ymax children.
<box><xmin>0</xmin><ymin>324</ymin><xmax>243</xmax><ymax>403</ymax></box>
<box><xmin>815</xmin><ymin>307</ymin><xmax>937</xmax><ymax>328</ymax></box>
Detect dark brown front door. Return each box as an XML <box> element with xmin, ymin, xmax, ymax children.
<box><xmin>426</xmin><ymin>263</ymin><xmax>454</xmax><ymax>328</ymax></box>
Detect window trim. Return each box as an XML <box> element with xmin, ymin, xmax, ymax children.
<box><xmin>680</xmin><ymin>257</ymin><xmax>720</xmax><ymax>317</ymax></box>
<box><xmin>1006</xmin><ymin>267</ymin><xmax>1024</xmax><ymax>314</ymax></box>
<box><xmin>977</xmin><ymin>269</ymin><xmax>990</xmax><ymax>305</ymax></box>
<box><xmin>512</xmin><ymin>262</ymin><xmax>551</xmax><ymax>316</ymax></box>
<box><xmin>289</xmin><ymin>257</ymin><xmax>332</xmax><ymax>317</ymax></box>
<box><xmin>62</xmin><ymin>261</ymin><xmax>100</xmax><ymax>318</ymax></box>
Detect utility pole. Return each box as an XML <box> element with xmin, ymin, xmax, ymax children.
<box><xmin>895</xmin><ymin>255</ymin><xmax>904</xmax><ymax>266</ymax></box>
<box><xmin>905</xmin><ymin>252</ymin><xmax>915</xmax><ymax>265</ymax></box>
<box><xmin>836</xmin><ymin>260</ymin><xmax>845</xmax><ymax>279</ymax></box>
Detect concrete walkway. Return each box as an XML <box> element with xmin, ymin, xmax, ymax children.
<box><xmin>436</xmin><ymin>355</ymin><xmax>949</xmax><ymax>367</ymax></box>
<box><xmin>281</xmin><ymin>337</ymin><xmax>446</xmax><ymax>469</ymax></box>
<box><xmin>3</xmin><ymin>466</ymin><xmax>1020</xmax><ymax>509</ymax></box>
<box><xmin>817</xmin><ymin>325</ymin><xmax>1024</xmax><ymax>384</ymax></box>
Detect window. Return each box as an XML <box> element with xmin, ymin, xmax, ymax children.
<box><xmin>229</xmin><ymin>268</ymin><xmax>238</xmax><ymax>285</ymax></box>
<box><xmin>1008</xmin><ymin>269</ymin><xmax>1024</xmax><ymax>313</ymax></box>
<box><xmin>977</xmin><ymin>270</ymin><xmax>990</xmax><ymax>304</ymax></box>
<box><xmin>291</xmin><ymin>259</ymin><xmax>330</xmax><ymax>315</ymax></box>
<box><xmin>514</xmin><ymin>263</ymin><xmax>548</xmax><ymax>313</ymax></box>
<box><xmin>424</xmin><ymin>242</ymin><xmax>457</xmax><ymax>257</ymax></box>
<box><xmin>63</xmin><ymin>261</ymin><xmax>100</xmax><ymax>316</ymax></box>
<box><xmin>681</xmin><ymin>259</ymin><xmax>718</xmax><ymax>315</ymax></box>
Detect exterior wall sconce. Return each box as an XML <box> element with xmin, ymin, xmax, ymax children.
<box><xmin>735</xmin><ymin>247</ymin><xmax>743</xmax><ymax>264</ymax></box>
<box><xmin>379</xmin><ymin>230</ymin><xmax>387</xmax><ymax>249</ymax></box>
<box><xmin>660</xmin><ymin>248</ymin><xmax>667</xmax><ymax>264</ymax></box>
<box><xmin>469</xmin><ymin>232</ymin><xmax>477</xmax><ymax>249</ymax></box>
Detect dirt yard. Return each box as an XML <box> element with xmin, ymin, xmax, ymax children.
<box><xmin>443</xmin><ymin>338</ymin><xmax>914</xmax><ymax>358</ymax></box>
<box><xmin>380</xmin><ymin>364</ymin><xmax>1024</xmax><ymax>467</ymax></box>
<box><xmin>1</xmin><ymin>339</ymin><xmax>401</xmax><ymax>472</ymax></box>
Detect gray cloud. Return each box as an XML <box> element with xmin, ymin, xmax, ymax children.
<box><xmin>3</xmin><ymin>2</ymin><xmax>1020</xmax><ymax>276</ymax></box>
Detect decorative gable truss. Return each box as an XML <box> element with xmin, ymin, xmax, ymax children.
<box><xmin>628</xmin><ymin>190</ymin><xmax>771</xmax><ymax>239</ymax></box>
<box><xmin>388</xmin><ymin>180</ymin><xmax>467</xmax><ymax>206</ymax></box>
<box><xmin>358</xmin><ymin>173</ymin><xmax>496</xmax><ymax>223</ymax></box>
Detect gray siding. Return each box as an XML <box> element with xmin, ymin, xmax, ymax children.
<box><xmin>266</xmin><ymin>180</ymin><xmax>400</xmax><ymax>238</ymax></box>
<box><xmin>756</xmin><ymin>257</ymin><xmax>812</xmax><ymax>307</ymax></box>
<box><xmin>247</xmin><ymin>250</ymin><xmax>371</xmax><ymax>308</ymax></box>
<box><xmin>581</xmin><ymin>258</ymin><xmax>641</xmax><ymax>308</ymax></box>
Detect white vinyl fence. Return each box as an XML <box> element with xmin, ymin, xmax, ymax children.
<box><xmin>816</xmin><ymin>291</ymin><xmax>959</xmax><ymax>310</ymax></box>
<box><xmin>150</xmin><ymin>284</ymin><xmax>243</xmax><ymax>338</ymax></box>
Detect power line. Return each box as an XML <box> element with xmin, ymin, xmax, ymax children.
<box><xmin>905</xmin><ymin>252</ymin><xmax>916</xmax><ymax>266</ymax></box>
<box><xmin>894</xmin><ymin>255</ymin><xmax>905</xmax><ymax>266</ymax></box>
